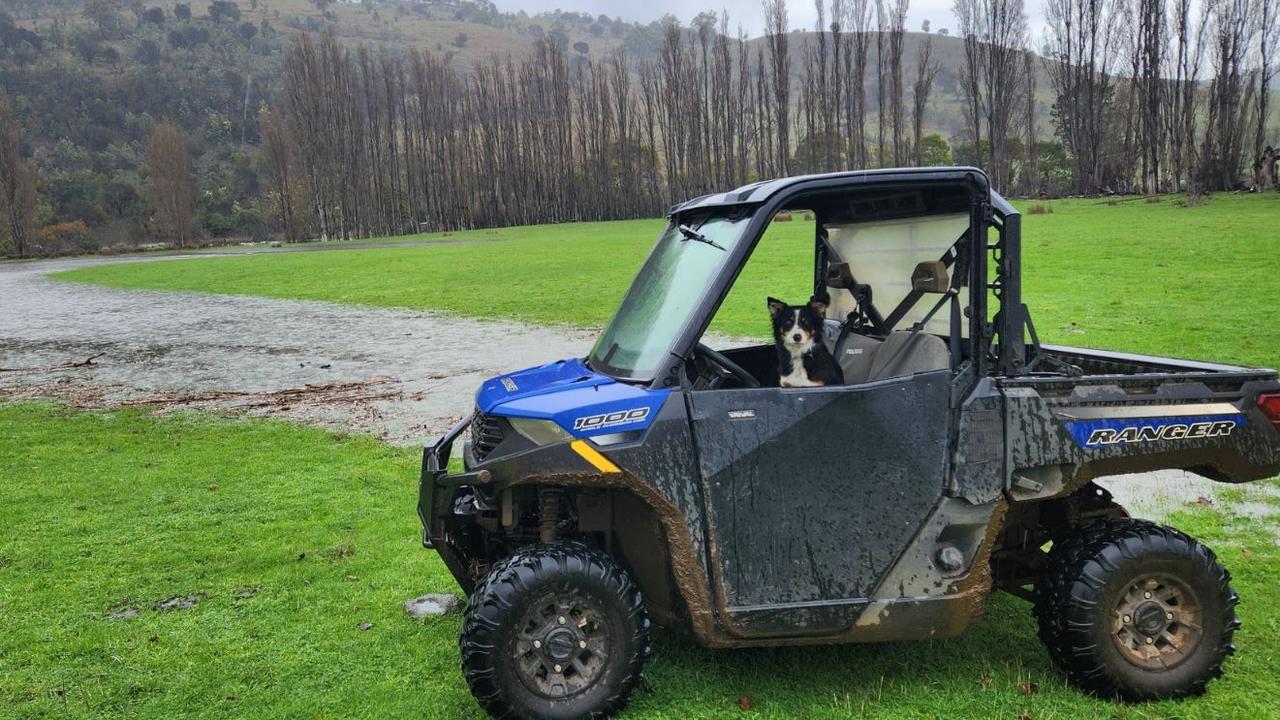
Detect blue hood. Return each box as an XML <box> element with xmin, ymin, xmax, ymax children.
<box><xmin>476</xmin><ymin>358</ymin><xmax>669</xmax><ymax>439</ymax></box>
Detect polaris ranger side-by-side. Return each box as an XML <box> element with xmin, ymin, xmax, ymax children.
<box><xmin>418</xmin><ymin>168</ymin><xmax>1280</xmax><ymax>719</ymax></box>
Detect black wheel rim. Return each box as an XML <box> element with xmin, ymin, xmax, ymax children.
<box><xmin>1111</xmin><ymin>573</ymin><xmax>1204</xmax><ymax>670</ymax></box>
<box><xmin>512</xmin><ymin>589</ymin><xmax>610</xmax><ymax>699</ymax></box>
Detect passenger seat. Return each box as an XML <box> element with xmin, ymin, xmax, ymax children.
<box><xmin>866</xmin><ymin>331</ymin><xmax>950</xmax><ymax>381</ymax></box>
<box><xmin>834</xmin><ymin>333</ymin><xmax>882</xmax><ymax>384</ymax></box>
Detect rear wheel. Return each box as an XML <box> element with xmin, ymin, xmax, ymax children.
<box><xmin>459</xmin><ymin>541</ymin><xmax>650</xmax><ymax>719</ymax></box>
<box><xmin>1034</xmin><ymin>520</ymin><xmax>1240</xmax><ymax>700</ymax></box>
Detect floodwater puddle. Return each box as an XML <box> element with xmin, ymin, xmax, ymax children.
<box><xmin>1</xmin><ymin>255</ymin><xmax>592</xmax><ymax>444</ymax></box>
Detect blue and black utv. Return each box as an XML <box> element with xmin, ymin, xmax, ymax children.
<box><xmin>418</xmin><ymin>168</ymin><xmax>1280</xmax><ymax>719</ymax></box>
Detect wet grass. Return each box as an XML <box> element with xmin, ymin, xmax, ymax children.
<box><xmin>0</xmin><ymin>402</ymin><xmax>1277</xmax><ymax>719</ymax></box>
<box><xmin>54</xmin><ymin>192</ymin><xmax>1280</xmax><ymax>370</ymax></box>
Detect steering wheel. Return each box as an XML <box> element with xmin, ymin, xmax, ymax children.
<box><xmin>694</xmin><ymin>343</ymin><xmax>761</xmax><ymax>389</ymax></box>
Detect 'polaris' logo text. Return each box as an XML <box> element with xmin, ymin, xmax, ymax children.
<box><xmin>1086</xmin><ymin>420</ymin><xmax>1238</xmax><ymax>446</ymax></box>
<box><xmin>573</xmin><ymin>407</ymin><xmax>650</xmax><ymax>431</ymax></box>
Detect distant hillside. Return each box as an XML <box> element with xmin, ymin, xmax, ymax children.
<box><xmin>11</xmin><ymin>0</ymin><xmax>1270</xmax><ymax>257</ymax></box>
<box><xmin>7</xmin><ymin>0</ymin><xmax>1056</xmax><ymax>141</ymax></box>
<box><xmin>10</xmin><ymin>0</ymin><xmax>635</xmax><ymax>66</ymax></box>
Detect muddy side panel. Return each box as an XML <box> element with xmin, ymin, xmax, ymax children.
<box><xmin>688</xmin><ymin>371</ymin><xmax>950</xmax><ymax>636</ymax></box>
<box><xmin>604</xmin><ymin>394</ymin><xmax>714</xmax><ymax>623</ymax></box>
<box><xmin>950</xmin><ymin>378</ymin><xmax>1007</xmax><ymax>504</ymax></box>
<box><xmin>1002</xmin><ymin>376</ymin><xmax>1280</xmax><ymax>502</ymax></box>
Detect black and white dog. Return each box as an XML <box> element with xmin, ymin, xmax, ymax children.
<box><xmin>767</xmin><ymin>296</ymin><xmax>844</xmax><ymax>388</ymax></box>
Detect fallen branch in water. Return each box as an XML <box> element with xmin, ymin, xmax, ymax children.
<box><xmin>0</xmin><ymin>353</ymin><xmax>105</xmax><ymax>374</ymax></box>
<box><xmin>116</xmin><ymin>378</ymin><xmax>399</xmax><ymax>408</ymax></box>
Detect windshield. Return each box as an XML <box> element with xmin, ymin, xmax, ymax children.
<box><xmin>589</xmin><ymin>211</ymin><xmax>755</xmax><ymax>380</ymax></box>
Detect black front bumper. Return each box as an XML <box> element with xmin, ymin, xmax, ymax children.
<box><xmin>418</xmin><ymin>414</ymin><xmax>493</xmax><ymax>549</ymax></box>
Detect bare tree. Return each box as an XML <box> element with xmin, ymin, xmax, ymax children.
<box><xmin>1044</xmin><ymin>0</ymin><xmax>1122</xmax><ymax>193</ymax></box>
<box><xmin>755</xmin><ymin>45</ymin><xmax>775</xmax><ymax>177</ymax></box>
<box><xmin>1023</xmin><ymin>49</ymin><xmax>1038</xmax><ymax>193</ymax></box>
<box><xmin>845</xmin><ymin>0</ymin><xmax>874</xmax><ymax>167</ymax></box>
<box><xmin>811</xmin><ymin>0</ymin><xmax>832</xmax><ymax>171</ymax></box>
<box><xmin>1258</xmin><ymin>0</ymin><xmax>1278</xmax><ymax>154</ymax></box>
<box><xmin>258</xmin><ymin>107</ymin><xmax>302</xmax><ymax>242</ymax></box>
<box><xmin>736</xmin><ymin>28</ymin><xmax>752</xmax><ymax>181</ymax></box>
<box><xmin>1135</xmin><ymin>0</ymin><xmax>1166</xmax><ymax>192</ymax></box>
<box><xmin>146</xmin><ymin>120</ymin><xmax>195</xmax><ymax>247</ymax></box>
<box><xmin>800</xmin><ymin>31</ymin><xmax>821</xmax><ymax>172</ymax></box>
<box><xmin>1165</xmin><ymin>0</ymin><xmax>1210</xmax><ymax>194</ymax></box>
<box><xmin>912</xmin><ymin>27</ymin><xmax>941</xmax><ymax>165</ymax></box>
<box><xmin>764</xmin><ymin>0</ymin><xmax>792</xmax><ymax>175</ymax></box>
<box><xmin>0</xmin><ymin>91</ymin><xmax>35</xmax><ymax>257</ymax></box>
<box><xmin>829</xmin><ymin>0</ymin><xmax>846</xmax><ymax>170</ymax></box>
<box><xmin>657</xmin><ymin>20</ymin><xmax>692</xmax><ymax>196</ymax></box>
<box><xmin>1201</xmin><ymin>0</ymin><xmax>1258</xmax><ymax>190</ymax></box>
<box><xmin>885</xmin><ymin>0</ymin><xmax>909</xmax><ymax>164</ymax></box>
<box><xmin>874</xmin><ymin>0</ymin><xmax>887</xmax><ymax>165</ymax></box>
<box><xmin>953</xmin><ymin>0</ymin><xmax>1030</xmax><ymax>190</ymax></box>
<box><xmin>711</xmin><ymin>14</ymin><xmax>737</xmax><ymax>185</ymax></box>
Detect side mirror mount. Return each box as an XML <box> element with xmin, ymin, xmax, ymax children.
<box><xmin>825</xmin><ymin>261</ymin><xmax>856</xmax><ymax>290</ymax></box>
<box><xmin>911</xmin><ymin>260</ymin><xmax>949</xmax><ymax>293</ymax></box>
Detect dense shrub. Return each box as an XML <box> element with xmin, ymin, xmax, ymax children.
<box><xmin>203</xmin><ymin>211</ymin><xmax>235</xmax><ymax>236</ymax></box>
<box><xmin>35</xmin><ymin>220</ymin><xmax>93</xmax><ymax>255</ymax></box>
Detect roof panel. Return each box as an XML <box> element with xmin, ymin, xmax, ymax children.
<box><xmin>669</xmin><ymin>166</ymin><xmax>990</xmax><ymax>216</ymax></box>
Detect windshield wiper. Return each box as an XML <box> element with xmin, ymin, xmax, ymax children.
<box><xmin>677</xmin><ymin>224</ymin><xmax>726</xmax><ymax>251</ymax></box>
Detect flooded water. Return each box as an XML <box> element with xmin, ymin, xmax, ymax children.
<box><xmin>0</xmin><ymin>254</ymin><xmax>594</xmax><ymax>444</ymax></box>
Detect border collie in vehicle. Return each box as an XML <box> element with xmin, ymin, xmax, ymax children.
<box><xmin>767</xmin><ymin>296</ymin><xmax>844</xmax><ymax>387</ymax></box>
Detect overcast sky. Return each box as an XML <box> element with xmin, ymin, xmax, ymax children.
<box><xmin>494</xmin><ymin>0</ymin><xmax>1048</xmax><ymax>41</ymax></box>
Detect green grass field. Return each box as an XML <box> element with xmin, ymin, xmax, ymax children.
<box><xmin>56</xmin><ymin>193</ymin><xmax>1280</xmax><ymax>370</ymax></box>
<box><xmin>18</xmin><ymin>194</ymin><xmax>1280</xmax><ymax>718</ymax></box>
<box><xmin>2</xmin><ymin>403</ymin><xmax>1278</xmax><ymax>719</ymax></box>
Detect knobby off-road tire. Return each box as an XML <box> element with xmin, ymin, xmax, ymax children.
<box><xmin>1034</xmin><ymin>519</ymin><xmax>1240</xmax><ymax>701</ymax></box>
<box><xmin>460</xmin><ymin>541</ymin><xmax>650</xmax><ymax>719</ymax></box>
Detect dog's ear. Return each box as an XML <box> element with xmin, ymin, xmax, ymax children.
<box><xmin>808</xmin><ymin>294</ymin><xmax>828</xmax><ymax>316</ymax></box>
<box><xmin>767</xmin><ymin>297</ymin><xmax>786</xmax><ymax>318</ymax></box>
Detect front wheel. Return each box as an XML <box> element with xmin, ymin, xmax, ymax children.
<box><xmin>459</xmin><ymin>541</ymin><xmax>650</xmax><ymax>719</ymax></box>
<box><xmin>1034</xmin><ymin>519</ymin><xmax>1240</xmax><ymax>701</ymax></box>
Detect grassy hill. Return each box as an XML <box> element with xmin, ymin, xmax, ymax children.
<box><xmin>9</xmin><ymin>0</ymin><xmax>1276</xmax><ymax>147</ymax></box>
<box><xmin>6</xmin><ymin>0</ymin><xmax>1048</xmax><ymax>142</ymax></box>
<box><xmin>11</xmin><ymin>0</ymin><xmax>631</xmax><ymax>67</ymax></box>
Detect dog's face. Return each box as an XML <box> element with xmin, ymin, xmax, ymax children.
<box><xmin>768</xmin><ymin>296</ymin><xmax>827</xmax><ymax>352</ymax></box>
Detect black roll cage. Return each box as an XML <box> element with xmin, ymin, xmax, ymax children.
<box><xmin>649</xmin><ymin>167</ymin><xmax>1031</xmax><ymax>388</ymax></box>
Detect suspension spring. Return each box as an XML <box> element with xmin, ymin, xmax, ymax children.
<box><xmin>538</xmin><ymin>487</ymin><xmax>564</xmax><ymax>543</ymax></box>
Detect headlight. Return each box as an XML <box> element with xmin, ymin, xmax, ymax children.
<box><xmin>508</xmin><ymin>417</ymin><xmax>572</xmax><ymax>446</ymax></box>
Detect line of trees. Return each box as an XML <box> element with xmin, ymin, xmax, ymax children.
<box><xmin>253</xmin><ymin>0</ymin><xmax>1277</xmax><ymax>243</ymax></box>
<box><xmin>1043</xmin><ymin>0</ymin><xmax>1279</xmax><ymax>195</ymax></box>
<box><xmin>259</xmin><ymin>0</ymin><xmax>993</xmax><ymax>240</ymax></box>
